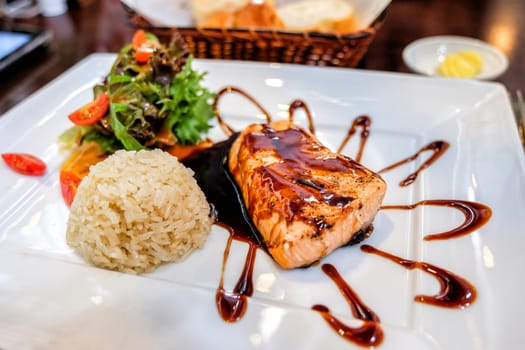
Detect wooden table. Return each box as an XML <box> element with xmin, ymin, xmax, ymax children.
<box><xmin>1</xmin><ymin>0</ymin><xmax>524</xmax><ymax>115</ymax></box>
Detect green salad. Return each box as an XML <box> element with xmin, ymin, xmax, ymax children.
<box><xmin>60</xmin><ymin>30</ymin><xmax>215</xmax><ymax>153</ymax></box>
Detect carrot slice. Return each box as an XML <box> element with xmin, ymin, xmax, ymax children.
<box><xmin>59</xmin><ymin>142</ymin><xmax>108</xmax><ymax>206</ymax></box>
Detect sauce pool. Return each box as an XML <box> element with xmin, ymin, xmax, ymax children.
<box><xmin>182</xmin><ymin>136</ymin><xmax>265</xmax><ymax>323</ymax></box>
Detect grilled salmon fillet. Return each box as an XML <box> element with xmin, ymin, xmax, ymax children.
<box><xmin>228</xmin><ymin>120</ymin><xmax>386</xmax><ymax>269</ymax></box>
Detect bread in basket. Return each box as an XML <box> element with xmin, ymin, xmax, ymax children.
<box><xmin>121</xmin><ymin>0</ymin><xmax>390</xmax><ymax>68</ymax></box>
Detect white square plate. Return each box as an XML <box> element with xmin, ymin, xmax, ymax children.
<box><xmin>1</xmin><ymin>54</ymin><xmax>524</xmax><ymax>349</ymax></box>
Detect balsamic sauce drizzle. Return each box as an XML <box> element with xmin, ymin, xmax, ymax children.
<box><xmin>312</xmin><ymin>264</ymin><xmax>384</xmax><ymax>347</ymax></box>
<box><xmin>288</xmin><ymin>99</ymin><xmax>316</xmax><ymax>135</ymax></box>
<box><xmin>378</xmin><ymin>140</ymin><xmax>450</xmax><ymax>186</ymax></box>
<box><xmin>216</xmin><ymin>223</ymin><xmax>259</xmax><ymax>323</ymax></box>
<box><xmin>381</xmin><ymin>200</ymin><xmax>492</xmax><ymax>241</ymax></box>
<box><xmin>213</xmin><ymin>86</ymin><xmax>273</xmax><ymax>137</ymax></box>
<box><xmin>336</xmin><ymin>115</ymin><xmax>371</xmax><ymax>163</ymax></box>
<box><xmin>182</xmin><ymin>87</ymin><xmax>492</xmax><ymax>345</ymax></box>
<box><xmin>182</xmin><ymin>136</ymin><xmax>265</xmax><ymax>324</ymax></box>
<box><xmin>361</xmin><ymin>245</ymin><xmax>477</xmax><ymax>308</ymax></box>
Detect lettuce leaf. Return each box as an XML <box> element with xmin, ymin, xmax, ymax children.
<box><xmin>67</xmin><ymin>33</ymin><xmax>216</xmax><ymax>153</ymax></box>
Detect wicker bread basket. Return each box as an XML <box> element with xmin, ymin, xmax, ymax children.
<box><xmin>122</xmin><ymin>1</ymin><xmax>388</xmax><ymax>68</ymax></box>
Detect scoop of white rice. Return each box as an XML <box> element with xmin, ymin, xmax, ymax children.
<box><xmin>66</xmin><ymin>149</ymin><xmax>213</xmax><ymax>274</ymax></box>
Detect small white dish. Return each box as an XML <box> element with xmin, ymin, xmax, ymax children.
<box><xmin>402</xmin><ymin>35</ymin><xmax>508</xmax><ymax>80</ymax></box>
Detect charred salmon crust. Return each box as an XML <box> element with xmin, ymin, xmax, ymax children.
<box><xmin>228</xmin><ymin>120</ymin><xmax>387</xmax><ymax>269</ymax></box>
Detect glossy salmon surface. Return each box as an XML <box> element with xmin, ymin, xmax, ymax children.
<box><xmin>228</xmin><ymin>120</ymin><xmax>386</xmax><ymax>269</ymax></box>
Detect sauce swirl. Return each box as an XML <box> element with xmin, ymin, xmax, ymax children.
<box><xmin>213</xmin><ymin>86</ymin><xmax>273</xmax><ymax>137</ymax></box>
<box><xmin>381</xmin><ymin>199</ymin><xmax>492</xmax><ymax>240</ymax></box>
<box><xmin>288</xmin><ymin>99</ymin><xmax>315</xmax><ymax>134</ymax></box>
<box><xmin>312</xmin><ymin>264</ymin><xmax>383</xmax><ymax>347</ymax></box>
<box><xmin>337</xmin><ymin>115</ymin><xmax>371</xmax><ymax>163</ymax></box>
<box><xmin>378</xmin><ymin>140</ymin><xmax>450</xmax><ymax>186</ymax></box>
<box><xmin>216</xmin><ymin>223</ymin><xmax>259</xmax><ymax>322</ymax></box>
<box><xmin>361</xmin><ymin>245</ymin><xmax>477</xmax><ymax>308</ymax></box>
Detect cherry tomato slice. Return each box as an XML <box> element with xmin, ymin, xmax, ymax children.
<box><xmin>135</xmin><ymin>47</ymin><xmax>154</xmax><ymax>63</ymax></box>
<box><xmin>132</xmin><ymin>29</ymin><xmax>147</xmax><ymax>50</ymax></box>
<box><xmin>59</xmin><ymin>170</ymin><xmax>82</xmax><ymax>206</ymax></box>
<box><xmin>2</xmin><ymin>153</ymin><xmax>47</xmax><ymax>176</ymax></box>
<box><xmin>68</xmin><ymin>92</ymin><xmax>109</xmax><ymax>126</ymax></box>
<box><xmin>132</xmin><ymin>29</ymin><xmax>155</xmax><ymax>63</ymax></box>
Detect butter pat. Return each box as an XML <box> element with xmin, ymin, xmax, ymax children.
<box><xmin>438</xmin><ymin>51</ymin><xmax>483</xmax><ymax>78</ymax></box>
